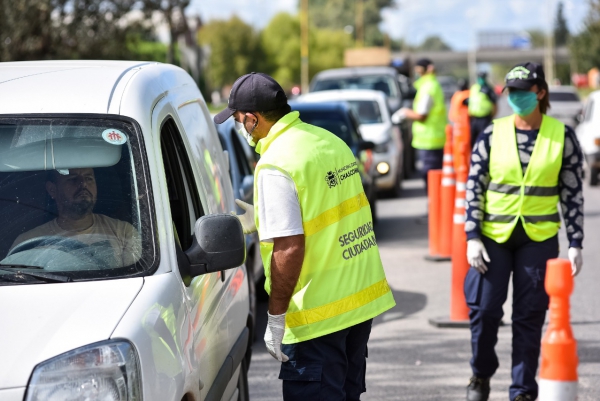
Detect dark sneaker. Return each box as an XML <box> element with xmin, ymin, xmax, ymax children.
<box><xmin>466</xmin><ymin>376</ymin><xmax>490</xmax><ymax>401</ymax></box>
<box><xmin>513</xmin><ymin>395</ymin><xmax>533</xmax><ymax>401</ymax></box>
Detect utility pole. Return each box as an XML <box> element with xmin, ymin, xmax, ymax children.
<box><xmin>355</xmin><ymin>0</ymin><xmax>364</xmax><ymax>47</ymax></box>
<box><xmin>300</xmin><ymin>0</ymin><xmax>309</xmax><ymax>94</ymax></box>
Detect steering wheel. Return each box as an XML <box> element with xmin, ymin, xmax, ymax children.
<box><xmin>8</xmin><ymin>236</ymin><xmax>110</xmax><ymax>269</ymax></box>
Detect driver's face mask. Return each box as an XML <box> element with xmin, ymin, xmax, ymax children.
<box><xmin>235</xmin><ymin>114</ymin><xmax>258</xmax><ymax>147</ymax></box>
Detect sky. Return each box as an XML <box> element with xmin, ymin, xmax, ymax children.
<box><xmin>187</xmin><ymin>0</ymin><xmax>589</xmax><ymax>51</ymax></box>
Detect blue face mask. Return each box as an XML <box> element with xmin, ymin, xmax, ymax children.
<box><xmin>507</xmin><ymin>91</ymin><xmax>539</xmax><ymax>116</ymax></box>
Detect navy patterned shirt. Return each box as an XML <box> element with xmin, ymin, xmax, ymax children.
<box><xmin>465</xmin><ymin>123</ymin><xmax>584</xmax><ymax>248</ymax></box>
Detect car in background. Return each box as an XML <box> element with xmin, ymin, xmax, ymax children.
<box><xmin>0</xmin><ymin>61</ymin><xmax>251</xmax><ymax>401</ymax></box>
<box><xmin>310</xmin><ymin>66</ymin><xmax>414</xmax><ymax>178</ymax></box>
<box><xmin>437</xmin><ymin>75</ymin><xmax>459</xmax><ymax>103</ymax></box>
<box><xmin>548</xmin><ymin>85</ymin><xmax>583</xmax><ymax>127</ymax></box>
<box><xmin>216</xmin><ymin>118</ymin><xmax>265</xmax><ymax>342</ymax></box>
<box><xmin>575</xmin><ymin>90</ymin><xmax>600</xmax><ymax>186</ymax></box>
<box><xmin>295</xmin><ymin>89</ymin><xmax>403</xmax><ymax>196</ymax></box>
<box><xmin>290</xmin><ymin>101</ymin><xmax>379</xmax><ymax>222</ymax></box>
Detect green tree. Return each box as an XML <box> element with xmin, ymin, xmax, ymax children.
<box><xmin>416</xmin><ymin>35</ymin><xmax>451</xmax><ymax>51</ymax></box>
<box><xmin>526</xmin><ymin>29</ymin><xmax>546</xmax><ymax>48</ymax></box>
<box><xmin>261</xmin><ymin>12</ymin><xmax>351</xmax><ymax>90</ymax></box>
<box><xmin>198</xmin><ymin>16</ymin><xmax>263</xmax><ymax>89</ymax></box>
<box><xmin>142</xmin><ymin>0</ymin><xmax>190</xmax><ymax>64</ymax></box>
<box><xmin>571</xmin><ymin>0</ymin><xmax>600</xmax><ymax>72</ymax></box>
<box><xmin>554</xmin><ymin>1</ymin><xmax>570</xmax><ymax>46</ymax></box>
<box><xmin>308</xmin><ymin>0</ymin><xmax>394</xmax><ymax>46</ymax></box>
<box><xmin>0</xmin><ymin>0</ymin><xmax>153</xmax><ymax>62</ymax></box>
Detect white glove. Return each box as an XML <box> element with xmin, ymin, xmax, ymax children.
<box><xmin>391</xmin><ymin>108</ymin><xmax>407</xmax><ymax>124</ymax></box>
<box><xmin>264</xmin><ymin>312</ymin><xmax>289</xmax><ymax>362</ymax></box>
<box><xmin>234</xmin><ymin>199</ymin><xmax>257</xmax><ymax>234</ymax></box>
<box><xmin>568</xmin><ymin>247</ymin><xmax>583</xmax><ymax>276</ymax></box>
<box><xmin>467</xmin><ymin>238</ymin><xmax>490</xmax><ymax>274</ymax></box>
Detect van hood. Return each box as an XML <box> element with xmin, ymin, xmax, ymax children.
<box><xmin>0</xmin><ymin>277</ymin><xmax>143</xmax><ymax>389</ymax></box>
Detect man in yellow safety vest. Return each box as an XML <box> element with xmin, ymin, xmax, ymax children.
<box><xmin>214</xmin><ymin>72</ymin><xmax>395</xmax><ymax>400</ymax></box>
<box><xmin>467</xmin><ymin>71</ymin><xmax>497</xmax><ymax>148</ymax></box>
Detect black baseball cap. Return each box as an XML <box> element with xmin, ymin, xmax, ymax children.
<box><xmin>504</xmin><ymin>62</ymin><xmax>546</xmax><ymax>91</ymax></box>
<box><xmin>415</xmin><ymin>58</ymin><xmax>433</xmax><ymax>68</ymax></box>
<box><xmin>214</xmin><ymin>72</ymin><xmax>288</xmax><ymax>124</ymax></box>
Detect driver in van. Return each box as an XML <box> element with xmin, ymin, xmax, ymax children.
<box><xmin>11</xmin><ymin>168</ymin><xmax>141</xmax><ymax>267</ymax></box>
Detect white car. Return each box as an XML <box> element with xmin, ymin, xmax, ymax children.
<box><xmin>0</xmin><ymin>61</ymin><xmax>252</xmax><ymax>401</ymax></box>
<box><xmin>548</xmin><ymin>85</ymin><xmax>583</xmax><ymax>127</ymax></box>
<box><xmin>576</xmin><ymin>90</ymin><xmax>600</xmax><ymax>186</ymax></box>
<box><xmin>296</xmin><ymin>89</ymin><xmax>403</xmax><ymax>195</ymax></box>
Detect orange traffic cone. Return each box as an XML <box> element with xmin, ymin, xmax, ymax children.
<box><xmin>439</xmin><ymin>125</ymin><xmax>456</xmax><ymax>259</ymax></box>
<box><xmin>539</xmin><ymin>258</ymin><xmax>578</xmax><ymax>400</ymax></box>
<box><xmin>425</xmin><ymin>170</ymin><xmax>445</xmax><ymax>261</ymax></box>
<box><xmin>429</xmin><ymin>147</ymin><xmax>471</xmax><ymax>328</ymax></box>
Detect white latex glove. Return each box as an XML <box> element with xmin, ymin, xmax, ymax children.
<box><xmin>467</xmin><ymin>238</ymin><xmax>491</xmax><ymax>274</ymax></box>
<box><xmin>264</xmin><ymin>312</ymin><xmax>289</xmax><ymax>362</ymax></box>
<box><xmin>568</xmin><ymin>247</ymin><xmax>583</xmax><ymax>276</ymax></box>
<box><xmin>234</xmin><ymin>199</ymin><xmax>257</xmax><ymax>234</ymax></box>
<box><xmin>391</xmin><ymin>108</ymin><xmax>408</xmax><ymax>124</ymax></box>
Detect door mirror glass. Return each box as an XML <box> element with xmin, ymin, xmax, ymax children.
<box><xmin>239</xmin><ymin>175</ymin><xmax>254</xmax><ymax>203</ymax></box>
<box><xmin>184</xmin><ymin>214</ymin><xmax>245</xmax><ymax>277</ymax></box>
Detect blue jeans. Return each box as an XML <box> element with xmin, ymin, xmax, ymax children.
<box><xmin>279</xmin><ymin>319</ymin><xmax>373</xmax><ymax>401</ymax></box>
<box><xmin>464</xmin><ymin>222</ymin><xmax>558</xmax><ymax>400</ymax></box>
<box><xmin>417</xmin><ymin>148</ymin><xmax>443</xmax><ymax>192</ymax></box>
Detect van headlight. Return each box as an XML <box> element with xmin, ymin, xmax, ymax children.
<box><xmin>25</xmin><ymin>340</ymin><xmax>142</xmax><ymax>401</ymax></box>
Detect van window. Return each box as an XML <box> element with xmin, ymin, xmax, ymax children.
<box><xmin>0</xmin><ymin>116</ymin><xmax>157</xmax><ymax>282</ymax></box>
<box><xmin>313</xmin><ymin>75</ymin><xmax>399</xmax><ymax>98</ymax></box>
<box><xmin>160</xmin><ymin>118</ymin><xmax>203</xmax><ymax>251</ymax></box>
<box><xmin>231</xmin><ymin>130</ymin><xmax>253</xmax><ymax>177</ymax></box>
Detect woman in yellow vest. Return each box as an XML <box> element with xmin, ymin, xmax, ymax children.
<box><xmin>463</xmin><ymin>63</ymin><xmax>584</xmax><ymax>401</ymax></box>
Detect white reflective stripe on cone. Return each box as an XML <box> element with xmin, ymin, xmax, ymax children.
<box><xmin>454</xmin><ymin>214</ymin><xmax>466</xmax><ymax>224</ymax></box>
<box><xmin>442</xmin><ymin>178</ymin><xmax>456</xmax><ymax>186</ymax></box>
<box><xmin>455</xmin><ymin>198</ymin><xmax>466</xmax><ymax>208</ymax></box>
<box><xmin>456</xmin><ymin>182</ymin><xmax>466</xmax><ymax>191</ymax></box>
<box><xmin>538</xmin><ymin>380</ymin><xmax>577</xmax><ymax>401</ymax></box>
<box><xmin>443</xmin><ymin>166</ymin><xmax>454</xmax><ymax>174</ymax></box>
<box><xmin>443</xmin><ymin>154</ymin><xmax>453</xmax><ymax>162</ymax></box>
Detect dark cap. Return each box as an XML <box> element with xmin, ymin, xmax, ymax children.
<box><xmin>504</xmin><ymin>62</ymin><xmax>546</xmax><ymax>91</ymax></box>
<box><xmin>213</xmin><ymin>72</ymin><xmax>288</xmax><ymax>124</ymax></box>
<box><xmin>415</xmin><ymin>58</ymin><xmax>433</xmax><ymax>68</ymax></box>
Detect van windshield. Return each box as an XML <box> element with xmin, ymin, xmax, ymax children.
<box><xmin>0</xmin><ymin>117</ymin><xmax>156</xmax><ymax>283</ymax></box>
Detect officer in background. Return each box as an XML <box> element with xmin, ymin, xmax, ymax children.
<box><xmin>463</xmin><ymin>62</ymin><xmax>584</xmax><ymax>401</ymax></box>
<box><xmin>395</xmin><ymin>58</ymin><xmax>447</xmax><ymax>191</ymax></box>
<box><xmin>214</xmin><ymin>72</ymin><xmax>395</xmax><ymax>400</ymax></box>
<box><xmin>467</xmin><ymin>72</ymin><xmax>497</xmax><ymax>148</ymax></box>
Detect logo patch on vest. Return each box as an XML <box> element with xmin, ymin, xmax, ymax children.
<box><xmin>325</xmin><ymin>161</ymin><xmax>360</xmax><ymax>189</ymax></box>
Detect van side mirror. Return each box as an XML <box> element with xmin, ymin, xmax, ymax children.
<box><xmin>239</xmin><ymin>175</ymin><xmax>254</xmax><ymax>203</ymax></box>
<box><xmin>183</xmin><ymin>214</ymin><xmax>246</xmax><ymax>277</ymax></box>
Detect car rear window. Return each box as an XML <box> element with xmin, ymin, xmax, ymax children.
<box><xmin>296</xmin><ymin>110</ymin><xmax>355</xmax><ymax>146</ymax></box>
<box><xmin>549</xmin><ymin>92</ymin><xmax>580</xmax><ymax>102</ymax></box>
<box><xmin>347</xmin><ymin>101</ymin><xmax>383</xmax><ymax>124</ymax></box>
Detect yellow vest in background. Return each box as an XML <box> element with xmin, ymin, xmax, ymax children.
<box><xmin>468</xmin><ymin>83</ymin><xmax>494</xmax><ymax>118</ymax></box>
<box><xmin>254</xmin><ymin>112</ymin><xmax>395</xmax><ymax>344</ymax></box>
<box><xmin>482</xmin><ymin>115</ymin><xmax>564</xmax><ymax>243</ymax></box>
<box><xmin>412</xmin><ymin>74</ymin><xmax>447</xmax><ymax>150</ymax></box>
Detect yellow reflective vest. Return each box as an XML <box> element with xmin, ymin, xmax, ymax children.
<box><xmin>412</xmin><ymin>74</ymin><xmax>447</xmax><ymax>150</ymax></box>
<box><xmin>482</xmin><ymin>115</ymin><xmax>564</xmax><ymax>243</ymax></box>
<box><xmin>468</xmin><ymin>84</ymin><xmax>494</xmax><ymax>118</ymax></box>
<box><xmin>254</xmin><ymin>112</ymin><xmax>395</xmax><ymax>344</ymax></box>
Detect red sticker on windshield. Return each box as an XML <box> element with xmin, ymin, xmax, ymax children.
<box><xmin>102</xmin><ymin>129</ymin><xmax>127</xmax><ymax>145</ymax></box>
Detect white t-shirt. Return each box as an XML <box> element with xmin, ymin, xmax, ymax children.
<box><xmin>256</xmin><ymin>167</ymin><xmax>304</xmax><ymax>242</ymax></box>
<box><xmin>415</xmin><ymin>93</ymin><xmax>434</xmax><ymax>115</ymax></box>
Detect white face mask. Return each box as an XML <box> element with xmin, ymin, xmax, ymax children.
<box><xmin>235</xmin><ymin>116</ymin><xmax>258</xmax><ymax>147</ymax></box>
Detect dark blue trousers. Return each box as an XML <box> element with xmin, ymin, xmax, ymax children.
<box><xmin>470</xmin><ymin>115</ymin><xmax>493</xmax><ymax>148</ymax></box>
<box><xmin>464</xmin><ymin>222</ymin><xmax>558</xmax><ymax>401</ymax></box>
<box><xmin>417</xmin><ymin>148</ymin><xmax>444</xmax><ymax>192</ymax></box>
<box><xmin>279</xmin><ymin>319</ymin><xmax>372</xmax><ymax>401</ymax></box>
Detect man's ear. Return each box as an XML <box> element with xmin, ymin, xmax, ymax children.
<box><xmin>46</xmin><ymin>181</ymin><xmax>57</xmax><ymax>199</ymax></box>
<box><xmin>537</xmin><ymin>88</ymin><xmax>547</xmax><ymax>100</ymax></box>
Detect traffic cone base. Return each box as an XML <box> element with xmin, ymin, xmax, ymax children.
<box><xmin>538</xmin><ymin>379</ymin><xmax>577</xmax><ymax>401</ymax></box>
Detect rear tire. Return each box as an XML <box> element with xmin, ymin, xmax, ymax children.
<box><xmin>237</xmin><ymin>358</ymin><xmax>250</xmax><ymax>401</ymax></box>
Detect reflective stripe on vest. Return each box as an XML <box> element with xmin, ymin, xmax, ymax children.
<box><xmin>482</xmin><ymin>114</ymin><xmax>564</xmax><ymax>243</ymax></box>
<box><xmin>254</xmin><ymin>112</ymin><xmax>395</xmax><ymax>344</ymax></box>
<box><xmin>412</xmin><ymin>74</ymin><xmax>447</xmax><ymax>150</ymax></box>
<box><xmin>468</xmin><ymin>84</ymin><xmax>494</xmax><ymax>117</ymax></box>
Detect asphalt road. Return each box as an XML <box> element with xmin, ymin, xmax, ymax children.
<box><xmin>247</xmin><ymin>177</ymin><xmax>600</xmax><ymax>400</ymax></box>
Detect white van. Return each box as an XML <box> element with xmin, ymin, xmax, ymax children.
<box><xmin>0</xmin><ymin>61</ymin><xmax>252</xmax><ymax>401</ymax></box>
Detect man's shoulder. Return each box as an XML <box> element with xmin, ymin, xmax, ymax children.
<box><xmin>12</xmin><ymin>219</ymin><xmax>56</xmax><ymax>248</ymax></box>
<box><xmin>94</xmin><ymin>214</ymin><xmax>135</xmax><ymax>233</ymax></box>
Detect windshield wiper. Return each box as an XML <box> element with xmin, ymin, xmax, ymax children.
<box><xmin>0</xmin><ymin>268</ymin><xmax>71</xmax><ymax>283</ymax></box>
<box><xmin>0</xmin><ymin>263</ymin><xmax>43</xmax><ymax>269</ymax></box>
